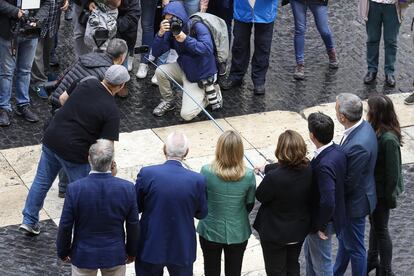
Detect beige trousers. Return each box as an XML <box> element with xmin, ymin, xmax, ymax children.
<box><xmin>155</xmin><ymin>62</ymin><xmax>208</xmax><ymax>121</ymax></box>
<box><xmin>71</xmin><ymin>265</ymin><xmax>126</xmax><ymax>276</ymax></box>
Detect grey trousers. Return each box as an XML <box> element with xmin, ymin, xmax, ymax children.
<box><xmin>71</xmin><ymin>265</ymin><xmax>126</xmax><ymax>276</ymax></box>
<box><xmin>73</xmin><ymin>3</ymin><xmax>92</xmax><ymax>57</ymax></box>
<box><xmin>31</xmin><ymin>36</ymin><xmax>53</xmax><ymax>86</ymax></box>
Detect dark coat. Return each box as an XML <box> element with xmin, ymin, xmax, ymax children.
<box><xmin>310</xmin><ymin>144</ymin><xmax>347</xmax><ymax>235</ymax></box>
<box><xmin>0</xmin><ymin>0</ymin><xmax>51</xmax><ymax>40</ymax></box>
<box><xmin>117</xmin><ymin>0</ymin><xmax>140</xmax><ymax>50</ymax></box>
<box><xmin>56</xmin><ymin>173</ymin><xmax>140</xmax><ymax>269</ymax></box>
<box><xmin>50</xmin><ymin>52</ymin><xmax>113</xmax><ymax>107</ymax></box>
<box><xmin>341</xmin><ymin>120</ymin><xmax>378</xmax><ymax>218</ymax></box>
<box><xmin>253</xmin><ymin>163</ymin><xmax>313</xmax><ymax>244</ymax></box>
<box><xmin>152</xmin><ymin>1</ymin><xmax>218</xmax><ymax>82</ymax></box>
<box><xmin>135</xmin><ymin>160</ymin><xmax>208</xmax><ymax>266</ymax></box>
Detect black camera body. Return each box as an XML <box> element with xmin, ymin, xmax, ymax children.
<box><xmin>12</xmin><ymin>10</ymin><xmax>41</xmax><ymax>39</ymax></box>
<box><xmin>169</xmin><ymin>16</ymin><xmax>183</xmax><ymax>36</ymax></box>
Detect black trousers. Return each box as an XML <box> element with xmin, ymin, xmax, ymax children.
<box><xmin>260</xmin><ymin>240</ymin><xmax>303</xmax><ymax>276</ymax></box>
<box><xmin>199</xmin><ymin>236</ymin><xmax>248</xmax><ymax>276</ymax></box>
<box><xmin>368</xmin><ymin>198</ymin><xmax>393</xmax><ymax>272</ymax></box>
<box><xmin>229</xmin><ymin>19</ymin><xmax>275</xmax><ymax>86</ymax></box>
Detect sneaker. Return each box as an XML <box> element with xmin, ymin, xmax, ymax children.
<box><xmin>151</xmin><ymin>74</ymin><xmax>158</xmax><ymax>86</ymax></box>
<box><xmin>33</xmin><ymin>86</ymin><xmax>48</xmax><ymax>99</ymax></box>
<box><xmin>327</xmin><ymin>49</ymin><xmax>339</xmax><ymax>69</ymax></box>
<box><xmin>136</xmin><ymin>63</ymin><xmax>148</xmax><ymax>79</ymax></box>
<box><xmin>293</xmin><ymin>64</ymin><xmax>305</xmax><ymax>80</ymax></box>
<box><xmin>385</xmin><ymin>74</ymin><xmax>396</xmax><ymax>87</ymax></box>
<box><xmin>127</xmin><ymin>55</ymin><xmax>134</xmax><ymax>72</ymax></box>
<box><xmin>220</xmin><ymin>78</ymin><xmax>242</xmax><ymax>90</ymax></box>
<box><xmin>19</xmin><ymin>223</ymin><xmax>40</xmax><ymax>235</ymax></box>
<box><xmin>15</xmin><ymin>105</ymin><xmax>39</xmax><ymax>123</ymax></box>
<box><xmin>153</xmin><ymin>100</ymin><xmax>175</xmax><ymax>117</ymax></box>
<box><xmin>0</xmin><ymin>108</ymin><xmax>11</xmax><ymax>127</ymax></box>
<box><xmin>404</xmin><ymin>93</ymin><xmax>414</xmax><ymax>105</ymax></box>
<box><xmin>363</xmin><ymin>71</ymin><xmax>377</xmax><ymax>85</ymax></box>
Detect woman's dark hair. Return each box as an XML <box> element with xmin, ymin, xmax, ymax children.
<box><xmin>367</xmin><ymin>95</ymin><xmax>402</xmax><ymax>143</ymax></box>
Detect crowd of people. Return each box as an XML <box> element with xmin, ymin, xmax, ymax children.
<box><xmin>0</xmin><ymin>0</ymin><xmax>412</xmax><ymax>275</ymax></box>
<box><xmin>1</xmin><ymin>0</ymin><xmax>414</xmax><ymax>126</ymax></box>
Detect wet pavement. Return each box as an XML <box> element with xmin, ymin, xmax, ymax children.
<box><xmin>1</xmin><ymin>1</ymin><xmax>413</xmax><ymax>149</ymax></box>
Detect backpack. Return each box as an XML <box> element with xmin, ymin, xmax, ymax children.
<box><xmin>189</xmin><ymin>12</ymin><xmax>229</xmax><ymax>76</ymax></box>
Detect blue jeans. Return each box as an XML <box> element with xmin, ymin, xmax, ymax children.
<box><xmin>334</xmin><ymin>216</ymin><xmax>367</xmax><ymax>276</ymax></box>
<box><xmin>304</xmin><ymin>223</ymin><xmax>334</xmax><ymax>276</ymax></box>
<box><xmin>290</xmin><ymin>0</ymin><xmax>335</xmax><ymax>65</ymax></box>
<box><xmin>0</xmin><ymin>36</ymin><xmax>38</xmax><ymax>111</ymax></box>
<box><xmin>140</xmin><ymin>0</ymin><xmax>158</xmax><ymax>63</ymax></box>
<box><xmin>22</xmin><ymin>145</ymin><xmax>90</xmax><ymax>225</ymax></box>
<box><xmin>366</xmin><ymin>1</ymin><xmax>400</xmax><ymax>74</ymax></box>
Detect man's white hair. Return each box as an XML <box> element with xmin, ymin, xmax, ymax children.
<box><xmin>165</xmin><ymin>132</ymin><xmax>189</xmax><ymax>159</ymax></box>
<box><xmin>336</xmin><ymin>93</ymin><xmax>363</xmax><ymax>122</ymax></box>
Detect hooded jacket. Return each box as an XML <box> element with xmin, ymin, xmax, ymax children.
<box><xmin>234</xmin><ymin>0</ymin><xmax>279</xmax><ymax>24</ymax></box>
<box><xmin>151</xmin><ymin>1</ymin><xmax>217</xmax><ymax>82</ymax></box>
<box><xmin>50</xmin><ymin>52</ymin><xmax>113</xmax><ymax>107</ymax></box>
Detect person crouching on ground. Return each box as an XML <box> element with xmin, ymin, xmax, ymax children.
<box><xmin>151</xmin><ymin>1</ymin><xmax>222</xmax><ymax>121</ymax></box>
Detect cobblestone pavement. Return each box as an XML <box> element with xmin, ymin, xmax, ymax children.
<box><xmin>1</xmin><ymin>2</ymin><xmax>413</xmax><ymax>149</ymax></box>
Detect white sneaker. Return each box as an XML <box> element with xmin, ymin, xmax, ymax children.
<box><xmin>127</xmin><ymin>55</ymin><xmax>134</xmax><ymax>72</ymax></box>
<box><xmin>136</xmin><ymin>63</ymin><xmax>149</xmax><ymax>79</ymax></box>
<box><xmin>151</xmin><ymin>74</ymin><xmax>158</xmax><ymax>85</ymax></box>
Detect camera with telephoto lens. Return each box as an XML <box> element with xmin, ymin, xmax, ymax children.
<box><xmin>169</xmin><ymin>16</ymin><xmax>183</xmax><ymax>36</ymax></box>
<box><xmin>199</xmin><ymin>76</ymin><xmax>221</xmax><ymax>111</ymax></box>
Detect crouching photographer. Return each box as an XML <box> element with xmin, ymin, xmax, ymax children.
<box><xmin>0</xmin><ymin>0</ymin><xmax>50</xmax><ymax>126</ymax></box>
<box><xmin>151</xmin><ymin>1</ymin><xmax>222</xmax><ymax>121</ymax></box>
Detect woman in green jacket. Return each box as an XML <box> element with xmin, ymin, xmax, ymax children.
<box><xmin>197</xmin><ymin>130</ymin><xmax>256</xmax><ymax>276</ymax></box>
<box><xmin>366</xmin><ymin>95</ymin><xmax>403</xmax><ymax>276</ymax></box>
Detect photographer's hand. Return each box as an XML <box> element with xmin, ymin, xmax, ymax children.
<box><xmin>174</xmin><ymin>31</ymin><xmax>187</xmax><ymax>43</ymax></box>
<box><xmin>158</xmin><ymin>19</ymin><xmax>170</xmax><ymax>36</ymax></box>
<box><xmin>162</xmin><ymin>0</ymin><xmax>170</xmax><ymax>7</ymax></box>
<box><xmin>89</xmin><ymin>2</ymin><xmax>97</xmax><ymax>11</ymax></box>
<box><xmin>17</xmin><ymin>9</ymin><xmax>24</xmax><ymax>19</ymax></box>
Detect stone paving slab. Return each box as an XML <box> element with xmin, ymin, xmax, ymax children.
<box><xmin>0</xmin><ymin>153</ymin><xmax>23</xmax><ymax>189</ymax></box>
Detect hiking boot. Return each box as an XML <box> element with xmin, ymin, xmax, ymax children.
<box><xmin>363</xmin><ymin>72</ymin><xmax>377</xmax><ymax>84</ymax></box>
<box><xmin>327</xmin><ymin>49</ymin><xmax>339</xmax><ymax>69</ymax></box>
<box><xmin>294</xmin><ymin>64</ymin><xmax>305</xmax><ymax>80</ymax></box>
<box><xmin>136</xmin><ymin>63</ymin><xmax>148</xmax><ymax>79</ymax></box>
<box><xmin>153</xmin><ymin>100</ymin><xmax>175</xmax><ymax>117</ymax></box>
<box><xmin>404</xmin><ymin>93</ymin><xmax>414</xmax><ymax>105</ymax></box>
<box><xmin>220</xmin><ymin>78</ymin><xmax>242</xmax><ymax>90</ymax></box>
<box><xmin>19</xmin><ymin>223</ymin><xmax>40</xmax><ymax>235</ymax></box>
<box><xmin>16</xmin><ymin>105</ymin><xmax>39</xmax><ymax>123</ymax></box>
<box><xmin>0</xmin><ymin>108</ymin><xmax>10</xmax><ymax>127</ymax></box>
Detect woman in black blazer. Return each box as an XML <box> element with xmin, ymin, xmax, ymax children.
<box><xmin>254</xmin><ymin>130</ymin><xmax>313</xmax><ymax>276</ymax></box>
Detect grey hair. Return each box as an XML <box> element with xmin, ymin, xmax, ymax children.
<box><xmin>165</xmin><ymin>132</ymin><xmax>189</xmax><ymax>159</ymax></box>
<box><xmin>336</xmin><ymin>93</ymin><xmax>363</xmax><ymax>122</ymax></box>
<box><xmin>106</xmin><ymin>38</ymin><xmax>128</xmax><ymax>59</ymax></box>
<box><xmin>89</xmin><ymin>139</ymin><xmax>114</xmax><ymax>172</ymax></box>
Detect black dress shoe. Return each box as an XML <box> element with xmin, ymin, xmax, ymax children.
<box><xmin>220</xmin><ymin>78</ymin><xmax>242</xmax><ymax>90</ymax></box>
<box><xmin>15</xmin><ymin>105</ymin><xmax>39</xmax><ymax>123</ymax></box>
<box><xmin>253</xmin><ymin>85</ymin><xmax>265</xmax><ymax>95</ymax></box>
<box><xmin>385</xmin><ymin>74</ymin><xmax>396</xmax><ymax>87</ymax></box>
<box><xmin>0</xmin><ymin>108</ymin><xmax>10</xmax><ymax>127</ymax></box>
<box><xmin>363</xmin><ymin>72</ymin><xmax>377</xmax><ymax>84</ymax></box>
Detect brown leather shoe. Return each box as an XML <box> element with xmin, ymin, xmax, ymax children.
<box><xmin>117</xmin><ymin>86</ymin><xmax>128</xmax><ymax>98</ymax></box>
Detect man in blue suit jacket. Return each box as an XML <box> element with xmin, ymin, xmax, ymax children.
<box><xmin>135</xmin><ymin>132</ymin><xmax>208</xmax><ymax>276</ymax></box>
<box><xmin>304</xmin><ymin>112</ymin><xmax>347</xmax><ymax>276</ymax></box>
<box><xmin>56</xmin><ymin>139</ymin><xmax>140</xmax><ymax>275</ymax></box>
<box><xmin>333</xmin><ymin>93</ymin><xmax>378</xmax><ymax>276</ymax></box>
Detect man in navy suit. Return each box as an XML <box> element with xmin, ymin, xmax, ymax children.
<box><xmin>304</xmin><ymin>112</ymin><xmax>347</xmax><ymax>276</ymax></box>
<box><xmin>56</xmin><ymin>139</ymin><xmax>140</xmax><ymax>276</ymax></box>
<box><xmin>135</xmin><ymin>132</ymin><xmax>208</xmax><ymax>276</ymax></box>
<box><xmin>333</xmin><ymin>93</ymin><xmax>378</xmax><ymax>276</ymax></box>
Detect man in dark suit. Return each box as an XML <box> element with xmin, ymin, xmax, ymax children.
<box><xmin>56</xmin><ymin>139</ymin><xmax>140</xmax><ymax>276</ymax></box>
<box><xmin>135</xmin><ymin>132</ymin><xmax>208</xmax><ymax>276</ymax></box>
<box><xmin>333</xmin><ymin>93</ymin><xmax>378</xmax><ymax>276</ymax></box>
<box><xmin>304</xmin><ymin>112</ymin><xmax>347</xmax><ymax>276</ymax></box>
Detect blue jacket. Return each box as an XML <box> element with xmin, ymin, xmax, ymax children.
<box><xmin>310</xmin><ymin>144</ymin><xmax>347</xmax><ymax>235</ymax></box>
<box><xmin>135</xmin><ymin>160</ymin><xmax>208</xmax><ymax>266</ymax></box>
<box><xmin>152</xmin><ymin>1</ymin><xmax>217</xmax><ymax>82</ymax></box>
<box><xmin>56</xmin><ymin>173</ymin><xmax>140</xmax><ymax>269</ymax></box>
<box><xmin>234</xmin><ymin>0</ymin><xmax>279</xmax><ymax>24</ymax></box>
<box><xmin>341</xmin><ymin>120</ymin><xmax>378</xmax><ymax>218</ymax></box>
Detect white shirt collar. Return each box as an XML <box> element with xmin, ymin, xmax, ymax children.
<box><xmin>90</xmin><ymin>170</ymin><xmax>111</xmax><ymax>174</ymax></box>
<box><xmin>341</xmin><ymin>118</ymin><xmax>364</xmax><ymax>144</ymax></box>
<box><xmin>314</xmin><ymin>141</ymin><xmax>334</xmax><ymax>158</ymax></box>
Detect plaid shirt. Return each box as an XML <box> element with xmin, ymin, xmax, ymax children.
<box><xmin>40</xmin><ymin>0</ymin><xmax>63</xmax><ymax>38</ymax></box>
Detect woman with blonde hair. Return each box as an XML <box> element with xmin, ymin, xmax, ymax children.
<box><xmin>197</xmin><ymin>130</ymin><xmax>256</xmax><ymax>276</ymax></box>
<box><xmin>253</xmin><ymin>130</ymin><xmax>312</xmax><ymax>276</ymax></box>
